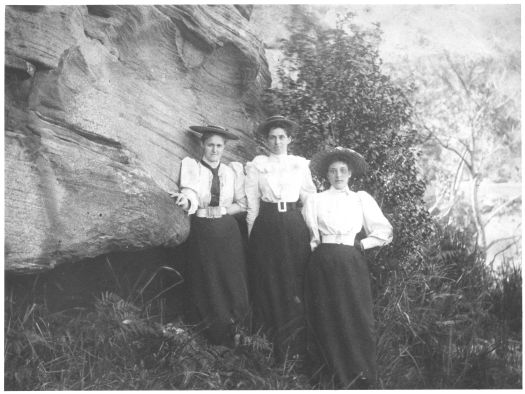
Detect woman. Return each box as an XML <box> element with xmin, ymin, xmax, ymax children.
<box><xmin>245</xmin><ymin>115</ymin><xmax>316</xmax><ymax>363</ymax></box>
<box><xmin>172</xmin><ymin>124</ymin><xmax>249</xmax><ymax>346</ymax></box>
<box><xmin>302</xmin><ymin>146</ymin><xmax>393</xmax><ymax>389</ymax></box>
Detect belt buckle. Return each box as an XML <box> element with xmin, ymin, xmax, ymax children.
<box><xmin>207</xmin><ymin>206</ymin><xmax>221</xmax><ymax>218</ymax></box>
<box><xmin>277</xmin><ymin>201</ymin><xmax>287</xmax><ymax>212</ymax></box>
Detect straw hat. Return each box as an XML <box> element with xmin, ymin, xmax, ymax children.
<box><xmin>189</xmin><ymin>125</ymin><xmax>239</xmax><ymax>140</ymax></box>
<box><xmin>310</xmin><ymin>146</ymin><xmax>368</xmax><ymax>177</ymax></box>
<box><xmin>256</xmin><ymin>115</ymin><xmax>298</xmax><ymax>137</ymax></box>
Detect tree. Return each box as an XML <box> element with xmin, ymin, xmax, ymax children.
<box><xmin>409</xmin><ymin>54</ymin><xmax>521</xmax><ymax>265</ymax></box>
<box><xmin>263</xmin><ymin>11</ymin><xmax>433</xmax><ymax>276</ymax></box>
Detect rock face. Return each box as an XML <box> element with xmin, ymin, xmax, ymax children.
<box><xmin>5</xmin><ymin>5</ymin><xmax>270</xmax><ymax>272</ymax></box>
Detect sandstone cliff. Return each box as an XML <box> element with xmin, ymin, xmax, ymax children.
<box><xmin>5</xmin><ymin>5</ymin><xmax>270</xmax><ymax>272</ymax></box>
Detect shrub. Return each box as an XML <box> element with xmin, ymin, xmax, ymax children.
<box><xmin>4</xmin><ymin>286</ymin><xmax>311</xmax><ymax>390</ymax></box>
<box><xmin>263</xmin><ymin>11</ymin><xmax>433</xmax><ymax>276</ymax></box>
<box><xmin>263</xmin><ymin>8</ymin><xmax>521</xmax><ymax>389</ymax></box>
<box><xmin>374</xmin><ymin>221</ymin><xmax>521</xmax><ymax>389</ymax></box>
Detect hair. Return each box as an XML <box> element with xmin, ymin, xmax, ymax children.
<box><xmin>266</xmin><ymin>122</ymin><xmax>292</xmax><ymax>138</ymax></box>
<box><xmin>200</xmin><ymin>133</ymin><xmax>226</xmax><ymax>144</ymax></box>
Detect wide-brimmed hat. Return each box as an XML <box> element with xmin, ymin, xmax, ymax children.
<box><xmin>256</xmin><ymin>115</ymin><xmax>298</xmax><ymax>137</ymax></box>
<box><xmin>310</xmin><ymin>146</ymin><xmax>368</xmax><ymax>177</ymax></box>
<box><xmin>189</xmin><ymin>125</ymin><xmax>239</xmax><ymax>140</ymax></box>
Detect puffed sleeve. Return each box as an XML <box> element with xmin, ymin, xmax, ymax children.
<box><xmin>244</xmin><ymin>160</ymin><xmax>260</xmax><ymax>236</ymax></box>
<box><xmin>179</xmin><ymin>157</ymin><xmax>200</xmax><ymax>215</ymax></box>
<box><xmin>302</xmin><ymin>193</ymin><xmax>320</xmax><ymax>251</ymax></box>
<box><xmin>229</xmin><ymin>161</ymin><xmax>247</xmax><ymax>212</ymax></box>
<box><xmin>357</xmin><ymin>191</ymin><xmax>393</xmax><ymax>250</ymax></box>
<box><xmin>300</xmin><ymin>159</ymin><xmax>317</xmax><ymax>204</ymax></box>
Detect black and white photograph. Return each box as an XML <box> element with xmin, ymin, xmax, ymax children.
<box><xmin>4</xmin><ymin>2</ymin><xmax>521</xmax><ymax>390</ymax></box>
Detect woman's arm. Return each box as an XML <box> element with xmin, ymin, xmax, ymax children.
<box><xmin>358</xmin><ymin>191</ymin><xmax>393</xmax><ymax>250</ymax></box>
<box><xmin>227</xmin><ymin>162</ymin><xmax>247</xmax><ymax>216</ymax></box>
<box><xmin>299</xmin><ymin>159</ymin><xmax>317</xmax><ymax>204</ymax></box>
<box><xmin>244</xmin><ymin>161</ymin><xmax>260</xmax><ymax>236</ymax></box>
<box><xmin>302</xmin><ymin>193</ymin><xmax>320</xmax><ymax>251</ymax></box>
<box><xmin>178</xmin><ymin>157</ymin><xmax>200</xmax><ymax>214</ymax></box>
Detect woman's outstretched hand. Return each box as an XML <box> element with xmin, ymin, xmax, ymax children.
<box><xmin>170</xmin><ymin>192</ymin><xmax>190</xmax><ymax>211</ymax></box>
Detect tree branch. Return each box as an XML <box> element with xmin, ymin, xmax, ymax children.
<box><xmin>451</xmin><ymin>150</ymin><xmax>467</xmax><ymax>193</ymax></box>
<box><xmin>488</xmin><ymin>237</ymin><xmax>521</xmax><ymax>269</ymax></box>
<box><xmin>444</xmin><ymin>51</ymin><xmax>471</xmax><ymax>97</ymax></box>
<box><xmin>487</xmin><ymin>235</ymin><xmax>521</xmax><ymax>251</ymax></box>
<box><xmin>429</xmin><ymin>187</ymin><xmax>448</xmax><ymax>215</ymax></box>
<box><xmin>429</xmin><ymin>129</ymin><xmax>474</xmax><ymax>174</ymax></box>
<box><xmin>483</xmin><ymin>194</ymin><xmax>522</xmax><ymax>227</ymax></box>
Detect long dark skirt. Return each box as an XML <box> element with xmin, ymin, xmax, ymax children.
<box><xmin>248</xmin><ymin>205</ymin><xmax>311</xmax><ymax>362</ymax></box>
<box><xmin>186</xmin><ymin>214</ymin><xmax>250</xmax><ymax>346</ymax></box>
<box><xmin>305</xmin><ymin>244</ymin><xmax>376</xmax><ymax>388</ymax></box>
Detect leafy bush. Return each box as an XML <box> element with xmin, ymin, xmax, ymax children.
<box><xmin>374</xmin><ymin>221</ymin><xmax>521</xmax><ymax>389</ymax></box>
<box><xmin>263</xmin><ymin>9</ymin><xmax>521</xmax><ymax>389</ymax></box>
<box><xmin>263</xmin><ymin>11</ymin><xmax>433</xmax><ymax>273</ymax></box>
<box><xmin>4</xmin><ymin>8</ymin><xmax>520</xmax><ymax>391</ymax></box>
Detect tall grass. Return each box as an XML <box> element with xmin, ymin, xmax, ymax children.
<box><xmin>5</xmin><ymin>228</ymin><xmax>521</xmax><ymax>389</ymax></box>
<box><xmin>374</xmin><ymin>223</ymin><xmax>522</xmax><ymax>389</ymax></box>
<box><xmin>4</xmin><ymin>255</ymin><xmax>310</xmax><ymax>390</ymax></box>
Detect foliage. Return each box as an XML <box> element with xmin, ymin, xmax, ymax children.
<box><xmin>5</xmin><ymin>231</ymin><xmax>520</xmax><ymax>390</ymax></box>
<box><xmin>4</xmin><ymin>7</ymin><xmax>521</xmax><ymax>391</ymax></box>
<box><xmin>263</xmin><ymin>11</ymin><xmax>433</xmax><ymax>269</ymax></box>
<box><xmin>4</xmin><ymin>287</ymin><xmax>310</xmax><ymax>390</ymax></box>
<box><xmin>407</xmin><ymin>52</ymin><xmax>521</xmax><ymax>260</ymax></box>
<box><xmin>374</xmin><ymin>221</ymin><xmax>522</xmax><ymax>389</ymax></box>
<box><xmin>262</xmin><ymin>8</ymin><xmax>521</xmax><ymax>389</ymax></box>
<box><xmin>410</xmin><ymin>54</ymin><xmax>521</xmax><ymax>185</ymax></box>
<box><xmin>489</xmin><ymin>262</ymin><xmax>522</xmax><ymax>334</ymax></box>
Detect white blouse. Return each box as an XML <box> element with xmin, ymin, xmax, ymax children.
<box><xmin>179</xmin><ymin>157</ymin><xmax>247</xmax><ymax>215</ymax></box>
<box><xmin>245</xmin><ymin>153</ymin><xmax>317</xmax><ymax>234</ymax></box>
<box><xmin>302</xmin><ymin>186</ymin><xmax>393</xmax><ymax>251</ymax></box>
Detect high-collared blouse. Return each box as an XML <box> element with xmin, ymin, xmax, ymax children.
<box><xmin>245</xmin><ymin>153</ymin><xmax>317</xmax><ymax>234</ymax></box>
<box><xmin>179</xmin><ymin>157</ymin><xmax>247</xmax><ymax>215</ymax></box>
<box><xmin>302</xmin><ymin>186</ymin><xmax>393</xmax><ymax>251</ymax></box>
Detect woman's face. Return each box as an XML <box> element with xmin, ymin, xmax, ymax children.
<box><xmin>267</xmin><ymin>127</ymin><xmax>291</xmax><ymax>155</ymax></box>
<box><xmin>201</xmin><ymin>134</ymin><xmax>226</xmax><ymax>164</ymax></box>
<box><xmin>327</xmin><ymin>161</ymin><xmax>352</xmax><ymax>190</ymax></box>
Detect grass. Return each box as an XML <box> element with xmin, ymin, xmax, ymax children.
<box><xmin>373</xmin><ymin>225</ymin><xmax>522</xmax><ymax>389</ymax></box>
<box><xmin>4</xmin><ymin>250</ymin><xmax>313</xmax><ymax>390</ymax></box>
<box><xmin>4</xmin><ymin>227</ymin><xmax>522</xmax><ymax>390</ymax></box>
<box><xmin>4</xmin><ymin>289</ymin><xmax>312</xmax><ymax>390</ymax></box>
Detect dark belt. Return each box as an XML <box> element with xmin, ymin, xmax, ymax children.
<box><xmin>260</xmin><ymin>200</ymin><xmax>298</xmax><ymax>213</ymax></box>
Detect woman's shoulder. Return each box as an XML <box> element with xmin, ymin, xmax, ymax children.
<box><xmin>245</xmin><ymin>155</ymin><xmax>268</xmax><ymax>172</ymax></box>
<box><xmin>181</xmin><ymin>156</ymin><xmax>199</xmax><ymax>165</ymax></box>
<box><xmin>356</xmin><ymin>190</ymin><xmax>378</xmax><ymax>205</ymax></box>
<box><xmin>250</xmin><ymin>155</ymin><xmax>268</xmax><ymax>164</ymax></box>
<box><xmin>224</xmin><ymin>161</ymin><xmax>244</xmax><ymax>176</ymax></box>
<box><xmin>288</xmin><ymin>154</ymin><xmax>309</xmax><ymax>165</ymax></box>
<box><xmin>180</xmin><ymin>156</ymin><xmax>200</xmax><ymax>171</ymax></box>
<box><xmin>316</xmin><ymin>189</ymin><xmax>333</xmax><ymax>201</ymax></box>
<box><xmin>356</xmin><ymin>190</ymin><xmax>373</xmax><ymax>198</ymax></box>
<box><xmin>287</xmin><ymin>155</ymin><xmax>311</xmax><ymax>172</ymax></box>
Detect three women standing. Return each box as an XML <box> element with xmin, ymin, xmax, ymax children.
<box><xmin>174</xmin><ymin>121</ymin><xmax>393</xmax><ymax>389</ymax></box>
<box><xmin>245</xmin><ymin>115</ymin><xmax>316</xmax><ymax>362</ymax></box>
<box><xmin>174</xmin><ymin>125</ymin><xmax>249</xmax><ymax>346</ymax></box>
<box><xmin>302</xmin><ymin>147</ymin><xmax>393</xmax><ymax>388</ymax></box>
